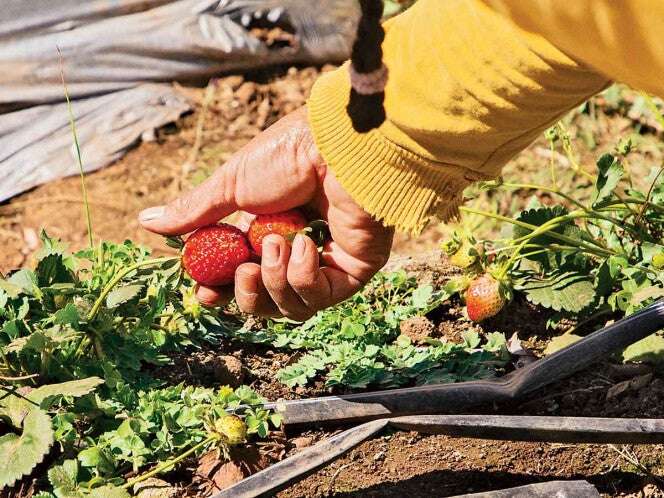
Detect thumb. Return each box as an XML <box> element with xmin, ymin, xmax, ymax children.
<box><xmin>139</xmin><ymin>163</ymin><xmax>239</xmax><ymax>236</ymax></box>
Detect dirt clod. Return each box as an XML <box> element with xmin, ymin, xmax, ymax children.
<box><xmin>291</xmin><ymin>436</ymin><xmax>314</xmax><ymax>450</ymax></box>
<box><xmin>399</xmin><ymin>316</ymin><xmax>435</xmax><ymax>344</ymax></box>
<box><xmin>213</xmin><ymin>355</ymin><xmax>245</xmax><ymax>387</ymax></box>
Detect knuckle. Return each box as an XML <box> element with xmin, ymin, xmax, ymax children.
<box><xmin>282</xmin><ymin>308</ymin><xmax>313</xmax><ymax>322</ymax></box>
<box><xmin>288</xmin><ymin>271</ymin><xmax>317</xmax><ymax>291</ymax></box>
<box><xmin>170</xmin><ymin>194</ymin><xmax>195</xmax><ymax>216</ymax></box>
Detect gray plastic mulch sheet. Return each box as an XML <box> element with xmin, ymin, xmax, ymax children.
<box><xmin>0</xmin><ymin>0</ymin><xmax>358</xmax><ymax>201</ymax></box>
<box><xmin>453</xmin><ymin>480</ymin><xmax>600</xmax><ymax>498</ymax></box>
<box><xmin>214</xmin><ymin>415</ymin><xmax>657</xmax><ymax>497</ymax></box>
<box><xmin>0</xmin><ymin>85</ymin><xmax>189</xmax><ymax>201</ymax></box>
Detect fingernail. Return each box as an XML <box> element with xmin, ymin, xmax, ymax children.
<box><xmin>263</xmin><ymin>238</ymin><xmax>280</xmax><ymax>267</ymax></box>
<box><xmin>237</xmin><ymin>268</ymin><xmax>258</xmax><ymax>295</ymax></box>
<box><xmin>291</xmin><ymin>234</ymin><xmax>306</xmax><ymax>263</ymax></box>
<box><xmin>139</xmin><ymin>206</ymin><xmax>165</xmax><ymax>222</ymax></box>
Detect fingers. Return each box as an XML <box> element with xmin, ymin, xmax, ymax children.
<box><xmin>260</xmin><ymin>235</ymin><xmax>312</xmax><ymax>321</ymax></box>
<box><xmin>231</xmin><ymin>234</ymin><xmax>365</xmax><ymax>321</ymax></box>
<box><xmin>195</xmin><ymin>285</ymin><xmax>234</xmax><ymax>307</ymax></box>
<box><xmin>139</xmin><ymin>164</ymin><xmax>239</xmax><ymax>235</ymax></box>
<box><xmin>234</xmin><ymin>263</ymin><xmax>280</xmax><ymax>317</ymax></box>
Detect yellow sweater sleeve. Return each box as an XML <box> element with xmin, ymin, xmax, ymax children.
<box><xmin>308</xmin><ymin>0</ymin><xmax>628</xmax><ymax>234</ymax></box>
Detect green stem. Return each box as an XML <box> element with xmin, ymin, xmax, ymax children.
<box><xmin>460</xmin><ymin>207</ymin><xmax>616</xmax><ymax>258</ymax></box>
<box><xmin>122</xmin><ymin>436</ymin><xmax>216</xmax><ymax>489</ymax></box>
<box><xmin>500</xmin><ymin>183</ymin><xmax>642</xmax><ymax>237</ymax></box>
<box><xmin>87</xmin><ymin>257</ymin><xmax>177</xmax><ymax>322</ymax></box>
<box><xmin>635</xmin><ymin>166</ymin><xmax>664</xmax><ymax>227</ymax></box>
<box><xmin>600</xmin><ymin>197</ymin><xmax>664</xmax><ymax>214</ymax></box>
<box><xmin>0</xmin><ymin>373</ymin><xmax>39</xmax><ymax>382</ymax></box>
<box><xmin>58</xmin><ymin>48</ymin><xmax>93</xmax><ymax>252</ymax></box>
<box><xmin>488</xmin><ymin>243</ymin><xmax>579</xmax><ymax>255</ymax></box>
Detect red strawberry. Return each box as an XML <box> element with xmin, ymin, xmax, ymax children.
<box><xmin>247</xmin><ymin>209</ymin><xmax>308</xmax><ymax>256</ymax></box>
<box><xmin>182</xmin><ymin>224</ymin><xmax>251</xmax><ymax>286</ymax></box>
<box><xmin>465</xmin><ymin>274</ymin><xmax>506</xmax><ymax>322</ymax></box>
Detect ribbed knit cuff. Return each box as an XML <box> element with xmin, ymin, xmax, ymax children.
<box><xmin>307</xmin><ymin>66</ymin><xmax>477</xmax><ymax>235</ymax></box>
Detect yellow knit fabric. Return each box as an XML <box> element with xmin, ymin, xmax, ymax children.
<box><xmin>307</xmin><ymin>0</ymin><xmax>664</xmax><ymax>234</ymax></box>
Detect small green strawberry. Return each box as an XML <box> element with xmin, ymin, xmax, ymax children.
<box><xmin>442</xmin><ymin>232</ymin><xmax>479</xmax><ymax>270</ymax></box>
<box><xmin>215</xmin><ymin>415</ymin><xmax>247</xmax><ymax>446</ymax></box>
<box><xmin>449</xmin><ymin>241</ymin><xmax>478</xmax><ymax>269</ymax></box>
<box><xmin>653</xmin><ymin>252</ymin><xmax>664</xmax><ymax>269</ymax></box>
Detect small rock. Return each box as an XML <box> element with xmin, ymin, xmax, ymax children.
<box><xmin>291</xmin><ymin>436</ymin><xmax>314</xmax><ymax>449</ymax></box>
<box><xmin>373</xmin><ymin>451</ymin><xmax>386</xmax><ymax>462</ymax></box>
<box><xmin>134</xmin><ymin>478</ymin><xmax>178</xmax><ymax>498</ymax></box>
<box><xmin>235</xmin><ymin>82</ymin><xmax>256</xmax><ymax>104</ymax></box>
<box><xmin>399</xmin><ymin>316</ymin><xmax>435</xmax><ymax>344</ymax></box>
<box><xmin>213</xmin><ymin>355</ymin><xmax>245</xmax><ymax>387</ymax></box>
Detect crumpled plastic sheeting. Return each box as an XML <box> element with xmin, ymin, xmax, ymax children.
<box><xmin>0</xmin><ymin>85</ymin><xmax>190</xmax><ymax>202</ymax></box>
<box><xmin>0</xmin><ymin>0</ymin><xmax>357</xmax><ymax>201</ymax></box>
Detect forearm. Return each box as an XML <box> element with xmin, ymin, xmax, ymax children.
<box><xmin>308</xmin><ymin>0</ymin><xmax>608</xmax><ymax>234</ymax></box>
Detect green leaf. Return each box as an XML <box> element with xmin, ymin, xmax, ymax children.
<box><xmin>0</xmin><ymin>408</ymin><xmax>54</xmax><ymax>488</ymax></box>
<box><xmin>36</xmin><ymin>254</ymin><xmax>73</xmax><ymax>287</ymax></box>
<box><xmin>630</xmin><ymin>286</ymin><xmax>664</xmax><ymax>306</ymax></box>
<box><xmin>544</xmin><ymin>334</ymin><xmax>583</xmax><ymax>355</ymax></box>
<box><xmin>54</xmin><ymin>303</ymin><xmax>80</xmax><ymax>328</ymax></box>
<box><xmin>513</xmin><ymin>206</ymin><xmax>570</xmax><ymax>243</ymax></box>
<box><xmin>29</xmin><ymin>377</ymin><xmax>104</xmax><ymax>408</ymax></box>
<box><xmin>411</xmin><ymin>285</ymin><xmax>433</xmax><ymax>308</ymax></box>
<box><xmin>5</xmin><ymin>269</ymin><xmax>41</xmax><ymax>298</ymax></box>
<box><xmin>48</xmin><ymin>459</ymin><xmax>79</xmax><ymax>496</ymax></box>
<box><xmin>623</xmin><ymin>334</ymin><xmax>664</xmax><ymax>363</ymax></box>
<box><xmin>78</xmin><ymin>447</ymin><xmax>115</xmax><ymax>474</ymax></box>
<box><xmin>515</xmin><ymin>271</ymin><xmax>596</xmax><ymax>313</ymax></box>
<box><xmin>593</xmin><ymin>153</ymin><xmax>624</xmax><ymax>206</ymax></box>
<box><xmin>106</xmin><ymin>284</ymin><xmax>144</xmax><ymax>308</ymax></box>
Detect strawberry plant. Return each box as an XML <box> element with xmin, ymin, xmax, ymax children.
<box><xmin>447</xmin><ymin>122</ymin><xmax>664</xmax><ymax>347</ymax></box>
<box><xmin>233</xmin><ymin>270</ymin><xmax>510</xmax><ymax>388</ymax></box>
<box><xmin>0</xmin><ymin>232</ymin><xmax>279</xmax><ymax>495</ymax></box>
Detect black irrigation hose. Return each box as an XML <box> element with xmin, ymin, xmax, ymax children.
<box><xmin>214</xmin><ymin>300</ymin><xmax>664</xmax><ymax>497</ymax></box>
<box><xmin>274</xmin><ymin>299</ymin><xmax>664</xmax><ymax>426</ymax></box>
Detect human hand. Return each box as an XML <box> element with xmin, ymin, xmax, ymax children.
<box><xmin>139</xmin><ymin>107</ymin><xmax>394</xmax><ymax>320</ymax></box>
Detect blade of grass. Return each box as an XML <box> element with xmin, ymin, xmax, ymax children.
<box><xmin>57</xmin><ymin>46</ymin><xmax>94</xmax><ymax>251</ymax></box>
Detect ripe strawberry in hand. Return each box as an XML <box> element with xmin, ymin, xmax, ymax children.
<box><xmin>465</xmin><ymin>274</ymin><xmax>507</xmax><ymax>322</ymax></box>
<box><xmin>247</xmin><ymin>209</ymin><xmax>308</xmax><ymax>256</ymax></box>
<box><xmin>182</xmin><ymin>224</ymin><xmax>251</xmax><ymax>286</ymax></box>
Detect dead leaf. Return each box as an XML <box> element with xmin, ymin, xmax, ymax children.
<box><xmin>607</xmin><ymin>373</ymin><xmax>653</xmax><ymax>400</ymax></box>
<box><xmin>212</xmin><ymin>461</ymin><xmax>244</xmax><ymax>491</ymax></box>
<box><xmin>133</xmin><ymin>477</ymin><xmax>178</xmax><ymax>498</ymax></box>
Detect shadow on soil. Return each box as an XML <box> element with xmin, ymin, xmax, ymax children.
<box><xmin>331</xmin><ymin>469</ymin><xmax>655</xmax><ymax>497</ymax></box>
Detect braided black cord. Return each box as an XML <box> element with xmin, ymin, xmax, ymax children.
<box><xmin>347</xmin><ymin>0</ymin><xmax>387</xmax><ymax>132</ymax></box>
